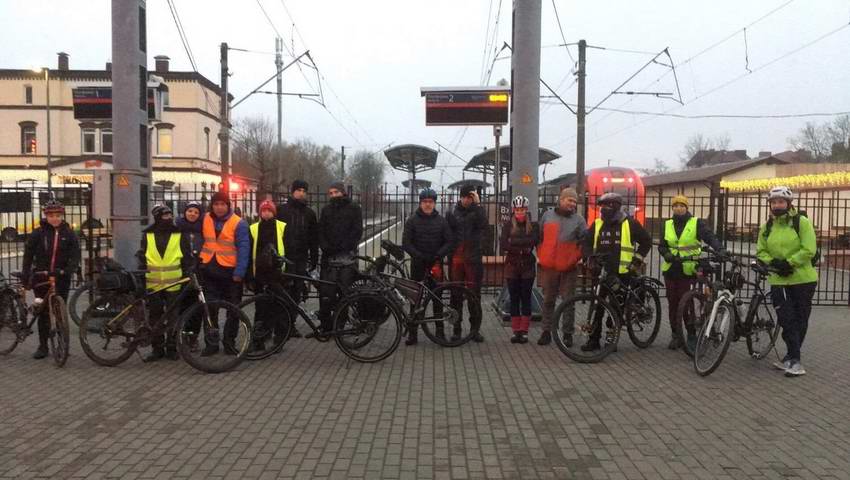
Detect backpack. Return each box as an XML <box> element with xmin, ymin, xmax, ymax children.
<box><xmin>763</xmin><ymin>210</ymin><xmax>820</xmax><ymax>267</ymax></box>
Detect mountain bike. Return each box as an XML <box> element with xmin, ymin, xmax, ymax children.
<box><xmin>674</xmin><ymin>248</ymin><xmax>727</xmax><ymax>357</ymax></box>
<box><xmin>693</xmin><ymin>256</ymin><xmax>781</xmax><ymax>377</ymax></box>
<box><xmin>239</xmin><ymin>254</ymin><xmax>404</xmax><ymax>363</ymax></box>
<box><xmin>78</xmin><ymin>266</ymin><xmax>252</xmax><ymax>374</ymax></box>
<box><xmin>0</xmin><ymin>271</ymin><xmax>70</xmax><ymax>367</ymax></box>
<box><xmin>552</xmin><ymin>253</ymin><xmax>661</xmax><ymax>363</ymax></box>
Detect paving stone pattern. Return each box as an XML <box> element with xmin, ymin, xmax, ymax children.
<box><xmin>1</xmin><ymin>301</ymin><xmax>849</xmax><ymax>479</ymax></box>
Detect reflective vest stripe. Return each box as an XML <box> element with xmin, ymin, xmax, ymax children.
<box><xmin>662</xmin><ymin>217</ymin><xmax>701</xmax><ymax>276</ymax></box>
<box><xmin>593</xmin><ymin>219</ymin><xmax>634</xmax><ymax>275</ymax></box>
<box><xmin>249</xmin><ymin>220</ymin><xmax>286</xmax><ymax>275</ymax></box>
<box><xmin>145</xmin><ymin>232</ymin><xmax>183</xmax><ymax>292</ymax></box>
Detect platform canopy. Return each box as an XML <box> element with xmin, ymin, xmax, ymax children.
<box><xmin>383</xmin><ymin>144</ymin><xmax>438</xmax><ymax>174</ymax></box>
<box><xmin>464</xmin><ymin>146</ymin><xmax>560</xmax><ymax>174</ymax></box>
<box><xmin>402</xmin><ymin>178</ymin><xmax>432</xmax><ymax>190</ymax></box>
<box><xmin>448</xmin><ymin>178</ymin><xmax>491</xmax><ymax>190</ymax></box>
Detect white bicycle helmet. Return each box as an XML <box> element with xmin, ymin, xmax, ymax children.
<box><xmin>768</xmin><ymin>186</ymin><xmax>793</xmax><ymax>202</ymax></box>
<box><xmin>512</xmin><ymin>195</ymin><xmax>529</xmax><ymax>208</ymax></box>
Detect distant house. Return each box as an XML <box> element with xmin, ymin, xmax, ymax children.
<box><xmin>686</xmin><ymin>149</ymin><xmax>749</xmax><ymax>169</ymax></box>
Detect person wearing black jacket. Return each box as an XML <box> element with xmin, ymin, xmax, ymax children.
<box><xmin>447</xmin><ymin>185</ymin><xmax>488</xmax><ymax>342</ymax></box>
<box><xmin>137</xmin><ymin>205</ymin><xmax>194</xmax><ymax>361</ymax></box>
<box><xmin>657</xmin><ymin>194</ymin><xmax>725</xmax><ymax>351</ymax></box>
<box><xmin>277</xmin><ymin>180</ymin><xmax>319</xmax><ymax>337</ymax></box>
<box><xmin>317</xmin><ymin>181</ymin><xmax>363</xmax><ymax>332</ymax></box>
<box><xmin>402</xmin><ymin>188</ymin><xmax>455</xmax><ymax>345</ymax></box>
<box><xmin>21</xmin><ymin>200</ymin><xmax>81</xmax><ymax>359</ymax></box>
<box><xmin>580</xmin><ymin>193</ymin><xmax>653</xmax><ymax>352</ymax></box>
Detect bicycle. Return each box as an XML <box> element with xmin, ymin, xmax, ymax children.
<box><xmin>362</xmin><ymin>240</ymin><xmax>481</xmax><ymax>347</ymax></box>
<box><xmin>674</xmin><ymin>248</ymin><xmax>726</xmax><ymax>357</ymax></box>
<box><xmin>693</xmin><ymin>256</ymin><xmax>781</xmax><ymax>377</ymax></box>
<box><xmin>238</xmin><ymin>254</ymin><xmax>404</xmax><ymax>363</ymax></box>
<box><xmin>355</xmin><ymin>240</ymin><xmax>409</xmax><ymax>279</ymax></box>
<box><xmin>68</xmin><ymin>257</ymin><xmax>125</xmax><ymax>327</ymax></box>
<box><xmin>552</xmin><ymin>253</ymin><xmax>661</xmax><ymax>363</ymax></box>
<box><xmin>0</xmin><ymin>271</ymin><xmax>70</xmax><ymax>367</ymax></box>
<box><xmin>78</xmin><ymin>266</ymin><xmax>253</xmax><ymax>374</ymax></box>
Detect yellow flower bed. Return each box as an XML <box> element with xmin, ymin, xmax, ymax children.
<box><xmin>721</xmin><ymin>171</ymin><xmax>850</xmax><ymax>192</ymax></box>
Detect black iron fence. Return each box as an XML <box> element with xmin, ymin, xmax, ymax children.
<box><xmin>1</xmin><ymin>184</ymin><xmax>848</xmax><ymax>305</ymax></box>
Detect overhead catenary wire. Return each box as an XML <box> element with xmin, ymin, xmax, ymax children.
<box><xmin>550</xmin><ymin>0</ymin><xmax>577</xmax><ymax>65</ymax></box>
<box><xmin>165</xmin><ymin>0</ymin><xmax>218</xmax><ymax>115</ymax></box>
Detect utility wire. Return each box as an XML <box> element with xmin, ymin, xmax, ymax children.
<box><xmin>550</xmin><ymin>0</ymin><xmax>577</xmax><ymax>65</ymax></box>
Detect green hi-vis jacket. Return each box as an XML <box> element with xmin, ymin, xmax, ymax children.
<box><xmin>756</xmin><ymin>208</ymin><xmax>818</xmax><ymax>286</ymax></box>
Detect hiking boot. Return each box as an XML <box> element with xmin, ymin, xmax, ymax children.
<box><xmin>784</xmin><ymin>362</ymin><xmax>806</xmax><ymax>377</ymax></box>
<box><xmin>517</xmin><ymin>332</ymin><xmax>529</xmax><ymax>344</ymax></box>
<box><xmin>667</xmin><ymin>336</ymin><xmax>683</xmax><ymax>350</ymax></box>
<box><xmin>580</xmin><ymin>339</ymin><xmax>601</xmax><ymax>352</ymax></box>
<box><xmin>144</xmin><ymin>347</ymin><xmax>165</xmax><ymax>363</ymax></box>
<box><xmin>537</xmin><ymin>331</ymin><xmax>552</xmax><ymax>346</ymax></box>
<box><xmin>200</xmin><ymin>344</ymin><xmax>219</xmax><ymax>357</ymax></box>
<box><xmin>32</xmin><ymin>345</ymin><xmax>49</xmax><ymax>360</ymax></box>
<box><xmin>510</xmin><ymin>332</ymin><xmax>522</xmax><ymax>344</ymax></box>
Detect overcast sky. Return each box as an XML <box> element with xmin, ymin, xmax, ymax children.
<box><xmin>3</xmin><ymin>0</ymin><xmax>849</xmax><ymax>188</ymax></box>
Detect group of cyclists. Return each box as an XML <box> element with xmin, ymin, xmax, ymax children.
<box><xmin>16</xmin><ymin>178</ymin><xmax>818</xmax><ymax>377</ymax></box>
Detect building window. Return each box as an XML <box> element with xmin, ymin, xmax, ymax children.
<box><xmin>204</xmin><ymin>127</ymin><xmax>210</xmax><ymax>160</ymax></box>
<box><xmin>25</xmin><ymin>85</ymin><xmax>33</xmax><ymax>105</ymax></box>
<box><xmin>157</xmin><ymin>127</ymin><xmax>173</xmax><ymax>155</ymax></box>
<box><xmin>82</xmin><ymin>128</ymin><xmax>98</xmax><ymax>154</ymax></box>
<box><xmin>20</xmin><ymin>122</ymin><xmax>37</xmax><ymax>154</ymax></box>
<box><xmin>162</xmin><ymin>89</ymin><xmax>170</xmax><ymax>107</ymax></box>
<box><xmin>101</xmin><ymin>129</ymin><xmax>113</xmax><ymax>154</ymax></box>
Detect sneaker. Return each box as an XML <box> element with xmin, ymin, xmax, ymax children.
<box><xmin>200</xmin><ymin>344</ymin><xmax>219</xmax><ymax>357</ymax></box>
<box><xmin>510</xmin><ymin>332</ymin><xmax>522</xmax><ymax>344</ymax></box>
<box><xmin>143</xmin><ymin>348</ymin><xmax>165</xmax><ymax>363</ymax></box>
<box><xmin>518</xmin><ymin>332</ymin><xmax>529</xmax><ymax>344</ymax></box>
<box><xmin>773</xmin><ymin>359</ymin><xmax>792</xmax><ymax>371</ymax></box>
<box><xmin>667</xmin><ymin>336</ymin><xmax>683</xmax><ymax>350</ymax></box>
<box><xmin>784</xmin><ymin>362</ymin><xmax>806</xmax><ymax>377</ymax></box>
<box><xmin>537</xmin><ymin>331</ymin><xmax>552</xmax><ymax>346</ymax></box>
<box><xmin>32</xmin><ymin>345</ymin><xmax>49</xmax><ymax>360</ymax></box>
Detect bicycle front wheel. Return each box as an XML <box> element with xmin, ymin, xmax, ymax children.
<box><xmin>421</xmin><ymin>284</ymin><xmax>481</xmax><ymax>347</ymax></box>
<box><xmin>745</xmin><ymin>294</ymin><xmax>780</xmax><ymax>360</ymax></box>
<box><xmin>238</xmin><ymin>293</ymin><xmax>292</xmax><ymax>360</ymax></box>
<box><xmin>79</xmin><ymin>294</ymin><xmax>139</xmax><ymax>367</ymax></box>
<box><xmin>553</xmin><ymin>294</ymin><xmax>621</xmax><ymax>364</ymax></box>
<box><xmin>624</xmin><ymin>283</ymin><xmax>661</xmax><ymax>348</ymax></box>
<box><xmin>333</xmin><ymin>291</ymin><xmax>402</xmax><ymax>363</ymax></box>
<box><xmin>694</xmin><ymin>299</ymin><xmax>735</xmax><ymax>377</ymax></box>
<box><xmin>177</xmin><ymin>300</ymin><xmax>252</xmax><ymax>374</ymax></box>
<box><xmin>0</xmin><ymin>290</ymin><xmax>25</xmax><ymax>355</ymax></box>
<box><xmin>676</xmin><ymin>290</ymin><xmax>707</xmax><ymax>358</ymax></box>
<box><xmin>49</xmin><ymin>295</ymin><xmax>70</xmax><ymax>367</ymax></box>
<box><xmin>68</xmin><ymin>281</ymin><xmax>94</xmax><ymax>327</ymax></box>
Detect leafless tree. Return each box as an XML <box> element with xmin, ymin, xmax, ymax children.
<box><xmin>679</xmin><ymin>133</ymin><xmax>732</xmax><ymax>168</ymax></box>
<box><xmin>788</xmin><ymin>122</ymin><xmax>832</xmax><ymax>162</ymax></box>
<box><xmin>638</xmin><ymin>158</ymin><xmax>672</xmax><ymax>176</ymax></box>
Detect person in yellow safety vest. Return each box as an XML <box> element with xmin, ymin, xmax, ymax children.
<box><xmin>580</xmin><ymin>192</ymin><xmax>652</xmax><ymax>352</ymax></box>
<box><xmin>198</xmin><ymin>191</ymin><xmax>251</xmax><ymax>357</ymax></box>
<box><xmin>657</xmin><ymin>194</ymin><xmax>725</xmax><ymax>352</ymax></box>
<box><xmin>248</xmin><ymin>200</ymin><xmax>291</xmax><ymax>352</ymax></box>
<box><xmin>137</xmin><ymin>204</ymin><xmax>194</xmax><ymax>362</ymax></box>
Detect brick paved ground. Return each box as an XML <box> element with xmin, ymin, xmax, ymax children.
<box><xmin>1</xmin><ymin>299</ymin><xmax>849</xmax><ymax>479</ymax></box>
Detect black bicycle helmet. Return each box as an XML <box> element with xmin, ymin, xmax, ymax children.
<box><xmin>598</xmin><ymin>192</ymin><xmax>623</xmax><ymax>206</ymax></box>
<box><xmin>42</xmin><ymin>199</ymin><xmax>65</xmax><ymax>215</ymax></box>
<box><xmin>419</xmin><ymin>188</ymin><xmax>438</xmax><ymax>201</ymax></box>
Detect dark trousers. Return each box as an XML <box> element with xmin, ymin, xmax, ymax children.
<box><xmin>589</xmin><ymin>275</ymin><xmax>633</xmax><ymax>343</ymax></box>
<box><xmin>149</xmin><ymin>290</ymin><xmax>178</xmax><ymax>350</ymax></box>
<box><xmin>664</xmin><ymin>277</ymin><xmax>695</xmax><ymax>334</ymax></box>
<box><xmin>507</xmin><ymin>277</ymin><xmax>534</xmax><ymax>317</ymax></box>
<box><xmin>201</xmin><ymin>270</ymin><xmax>243</xmax><ymax>347</ymax></box>
<box><xmin>34</xmin><ymin>276</ymin><xmax>71</xmax><ymax>348</ymax></box>
<box><xmin>318</xmin><ymin>264</ymin><xmax>357</xmax><ymax>331</ymax></box>
<box><xmin>409</xmin><ymin>259</ymin><xmax>443</xmax><ymax>337</ymax></box>
<box><xmin>771</xmin><ymin>282</ymin><xmax>816</xmax><ymax>363</ymax></box>
<box><xmin>285</xmin><ymin>260</ymin><xmax>309</xmax><ymax>329</ymax></box>
<box><xmin>254</xmin><ymin>280</ymin><xmax>289</xmax><ymax>340</ymax></box>
<box><xmin>450</xmin><ymin>260</ymin><xmax>483</xmax><ymax>332</ymax></box>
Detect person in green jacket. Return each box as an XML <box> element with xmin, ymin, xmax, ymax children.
<box><xmin>756</xmin><ymin>186</ymin><xmax>818</xmax><ymax>377</ymax></box>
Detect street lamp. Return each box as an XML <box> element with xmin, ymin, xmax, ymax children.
<box><xmin>32</xmin><ymin>67</ymin><xmax>52</xmax><ymax>195</ymax></box>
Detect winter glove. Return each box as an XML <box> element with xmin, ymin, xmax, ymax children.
<box><xmin>662</xmin><ymin>252</ymin><xmax>676</xmax><ymax>263</ymax></box>
<box><xmin>770</xmin><ymin>259</ymin><xmax>794</xmax><ymax>277</ymax></box>
<box><xmin>628</xmin><ymin>258</ymin><xmax>644</xmax><ymax>275</ymax></box>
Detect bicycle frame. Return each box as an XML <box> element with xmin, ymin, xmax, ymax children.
<box><xmin>102</xmin><ymin>274</ymin><xmax>202</xmax><ymax>338</ymax></box>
